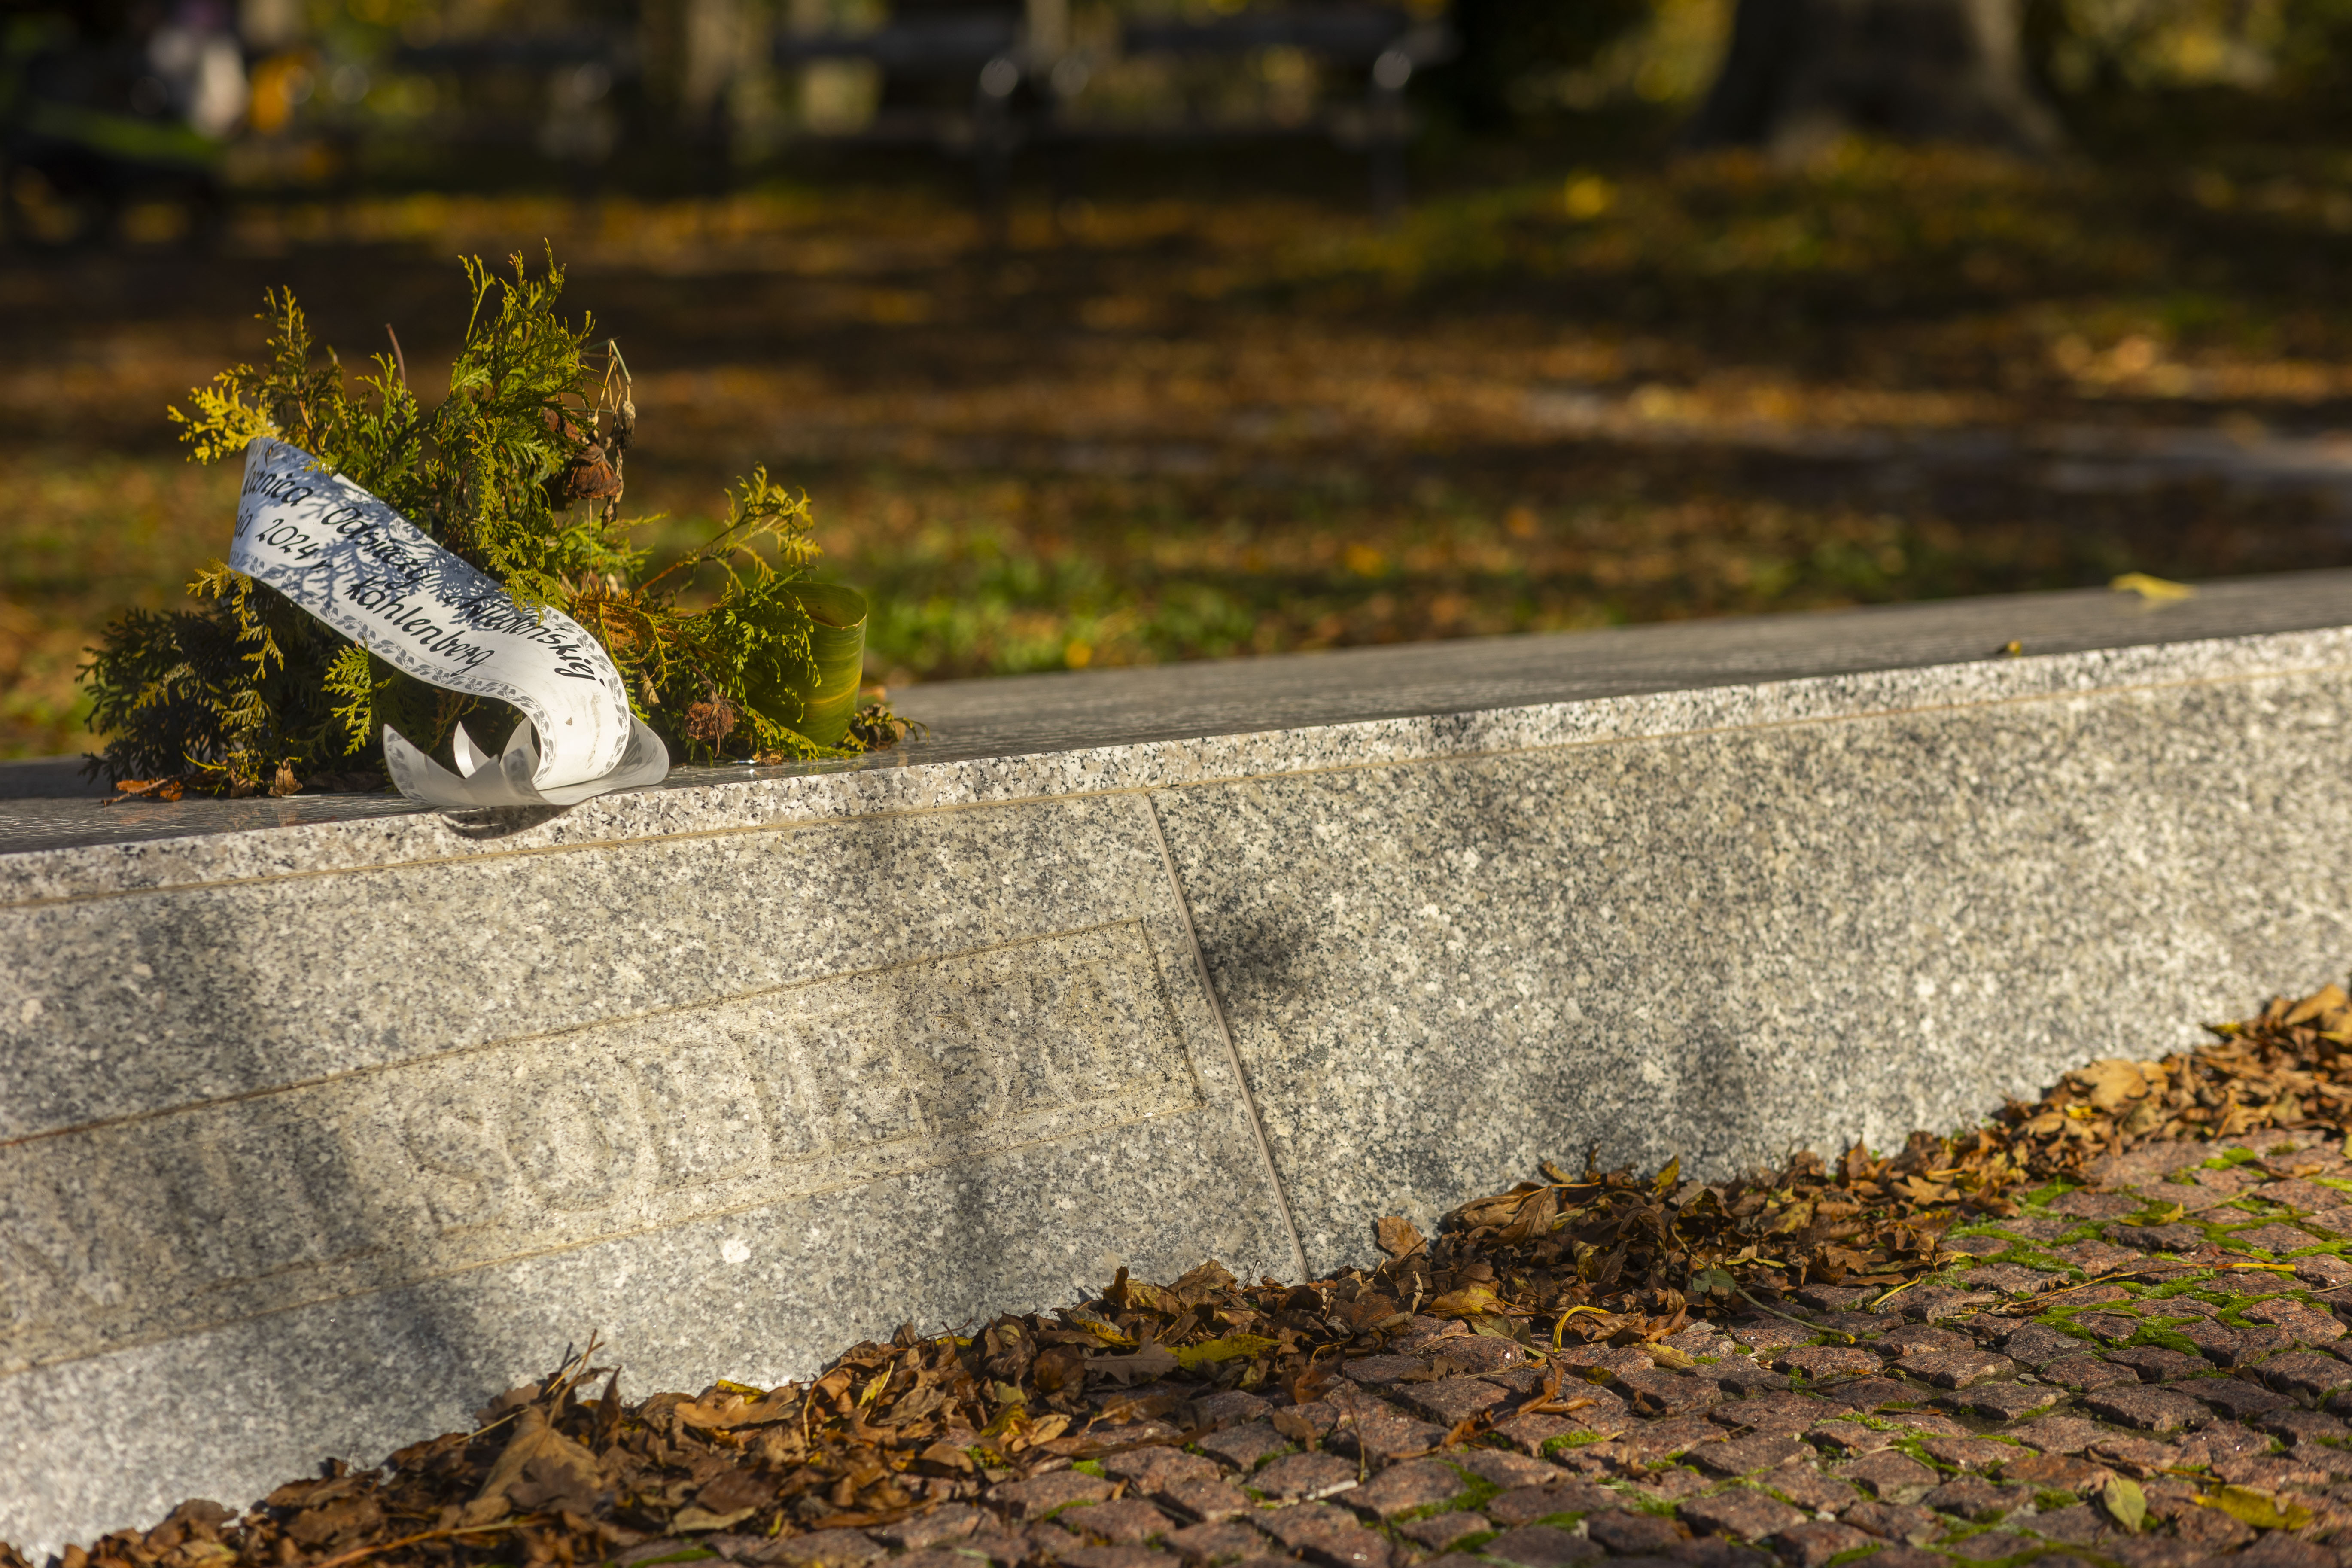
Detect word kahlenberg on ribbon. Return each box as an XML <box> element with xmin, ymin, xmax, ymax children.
<box><xmin>231</xmin><ymin>436</ymin><xmax>669</xmax><ymax>808</ymax></box>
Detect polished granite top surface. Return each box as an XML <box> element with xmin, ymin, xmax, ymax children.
<box><xmin>6</xmin><ymin>569</ymin><xmax>2347</xmax><ymax>858</ymax></box>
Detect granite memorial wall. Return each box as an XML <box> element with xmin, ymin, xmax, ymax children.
<box><xmin>3</xmin><ymin>575</ymin><xmax>2350</xmax><ymax>1549</ymax></box>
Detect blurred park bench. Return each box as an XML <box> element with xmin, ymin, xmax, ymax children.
<box><xmin>367</xmin><ymin>3</ymin><xmax>1451</xmax><ymax>218</ymax></box>
<box><xmin>770</xmin><ymin>1</ymin><xmax>1453</xmax><ymax>216</ymax></box>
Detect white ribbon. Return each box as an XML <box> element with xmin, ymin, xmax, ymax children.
<box><xmin>230</xmin><ymin>436</ymin><xmax>669</xmax><ymax>809</ymax></box>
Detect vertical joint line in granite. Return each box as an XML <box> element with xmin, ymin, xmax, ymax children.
<box><xmin>1141</xmin><ymin>789</ymin><xmax>1308</xmax><ymax>1283</ymax></box>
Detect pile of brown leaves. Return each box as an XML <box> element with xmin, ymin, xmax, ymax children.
<box><xmin>1442</xmin><ymin>984</ymin><xmax>2352</xmax><ymax>1323</ymax></box>
<box><xmin>28</xmin><ymin>985</ymin><xmax>2352</xmax><ymax>1568</ymax></box>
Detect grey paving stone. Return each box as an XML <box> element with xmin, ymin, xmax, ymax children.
<box><xmin>1051</xmin><ymin>1546</ymin><xmax>1181</xmax><ymax>1568</ymax></box>
<box><xmin>1393</xmin><ymin>1513</ymin><xmax>1491</xmax><ymax>1552</ymax></box>
<box><xmin>2264</xmin><ymin>1350</ymin><xmax>2352</xmax><ymax>1399</ymax></box>
<box><xmin>1941</xmin><ymin>1380</ymin><xmax>2061</xmax><ymax>1421</ymax></box>
<box><xmin>2258</xmin><ymin>1408</ymin><xmax>2350</xmax><ymax>1444</ymax></box>
<box><xmin>1725</xmin><ymin>1319</ymin><xmax>1816</xmax><ymax>1351</ymax></box>
<box><xmin>1107</xmin><ymin>1449</ymin><xmax>1225</xmax><ymax>1491</ymax></box>
<box><xmin>1250</xmin><ymin>1452</ymin><xmax>1361</xmax><ymax>1503</ymax></box>
<box><xmin>1757</xmin><ymin>1462</ymin><xmax>1856</xmax><ymax>1515</ymax></box>
<box><xmin>1706</xmin><ymin>1390</ymin><xmax>1821</xmax><ymax>1432</ymax></box>
<box><xmin>1479</xmin><ymin>1525</ymin><xmax>1600</xmax><ymax>1568</ymax></box>
<box><xmin>1063</xmin><ymin>1501</ymin><xmax>1179</xmax><ymax>1545</ymax></box>
<box><xmin>1486</xmin><ymin>1411</ymin><xmax>1577</xmax><ymax>1455</ymax></box>
<box><xmin>766</xmin><ymin>1529</ymin><xmax>887</xmax><ymax>1566</ymax></box>
<box><xmin>1324</xmin><ymin>1402</ymin><xmax>1444</xmax><ymax>1462</ymax></box>
<box><xmin>2296</xmin><ymin>1255</ymin><xmax>2352</xmax><ymax>1287</ymax></box>
<box><xmin>1427</xmin><ymin>1337</ymin><xmax>1527</xmax><ymax>1376</ymax></box>
<box><xmin>1556</xmin><ymin>1345</ymin><xmax>1651</xmax><ymax>1381</ymax></box>
<box><xmin>1390</xmin><ymin>1376</ymin><xmax>1512</xmax><ymax>1428</ymax></box>
<box><xmin>2105</xmin><ymin>1346</ymin><xmax>2210</xmax><ymax>1382</ymax></box>
<box><xmin>1451</xmin><ymin>1450</ymin><xmax>1557</xmax><ymax>1490</ymax></box>
<box><xmin>1252</xmin><ymin>1503</ymin><xmax>1390</xmax><ymax>1568</ymax></box>
<box><xmin>1334</xmin><ymin>1356</ymin><xmax>1424</xmax><ymax>1386</ymax></box>
<box><xmin>1999</xmin><ymin>1450</ymin><xmax>2111</xmax><ymax>1492</ymax></box>
<box><xmin>1618</xmin><ymin>1414</ymin><xmax>1727</xmax><ymax>1460</ymax></box>
<box><xmin>1807</xmin><ymin>1420</ymin><xmax>1896</xmax><ymax>1457</ymax></box>
<box><xmin>1199</xmin><ymin>1423</ymin><xmax>1293</xmax><ymax>1473</ymax></box>
<box><xmin>2002</xmin><ymin>1323</ymin><xmax>2089</xmax><ymax>1368</ymax></box>
<box><xmin>2079</xmin><ymin>1385</ymin><xmax>2214</xmax><ymax>1432</ymax></box>
<box><xmin>1162</xmin><ymin>1522</ymin><xmax>1269</xmax><ymax>1565</ymax></box>
<box><xmin>1890</xmin><ymin>1287</ymin><xmax>1998</xmax><ymax>1321</ymax></box>
<box><xmin>1611</xmin><ymin>1369</ymin><xmax>1720</xmax><ymax>1418</ymax></box>
<box><xmin>1481</xmin><ymin>1486</ymin><xmax>1580</xmax><ymax>1528</ymax></box>
<box><xmin>2026</xmin><ymin>1501</ymin><xmax>2112</xmax><ymax>1544</ymax></box>
<box><xmin>2183</xmin><ymin>1377</ymin><xmax>2295</xmax><ymax>1419</ymax></box>
<box><xmin>1944</xmin><ymin>1529</ymin><xmax>2038</xmax><ymax>1561</ymax></box>
<box><xmin>874</xmin><ymin>1505</ymin><xmax>986</xmax><ymax>1549</ymax></box>
<box><xmin>1836</xmin><ymin>1450</ymin><xmax>1937</xmax><ymax>1503</ymax></box>
<box><xmin>1584</xmin><ymin>1512</ymin><xmax>1692</xmax><ymax>1554</ymax></box>
<box><xmin>1156</xmin><ymin>1478</ymin><xmax>1254</xmax><ymax>1523</ymax></box>
<box><xmin>2242</xmin><ymin>1297</ymin><xmax>2349</xmax><ymax>1341</ymax></box>
<box><xmin>1193</xmin><ymin>1391</ymin><xmax>1274</xmax><ymax>1427</ymax></box>
<box><xmin>1774</xmin><ymin>1346</ymin><xmax>1876</xmax><ymax>1380</ymax></box>
<box><xmin>2230</xmin><ymin>1535</ymin><xmax>2342</xmax><ymax>1568</ymax></box>
<box><xmin>1952</xmin><ymin>1262</ymin><xmax>2058</xmax><ymax>1295</ymax></box>
<box><xmin>1676</xmin><ymin>1488</ymin><xmax>1806</xmax><ymax>1540</ymax></box>
<box><xmin>2054</xmin><ymin>1192</ymin><xmax>2145</xmax><ymax>1220</ymax></box>
<box><xmin>1838</xmin><ymin>1500</ymin><xmax>1941</xmax><ymax>1544</ymax></box>
<box><xmin>2045</xmin><ymin>1354</ymin><xmax>2141</xmax><ymax>1392</ymax></box>
<box><xmin>2230</xmin><ymin>1223</ymin><xmax>2328</xmax><ymax>1254</ymax></box>
<box><xmin>1338</xmin><ymin>1457</ymin><xmax>1458</xmax><ymax>1518</ymax></box>
<box><xmin>956</xmin><ymin>1528</ymin><xmax>1033</xmax><ymax>1564</ymax></box>
<box><xmin>1703</xmin><ymin>1361</ymin><xmax>1790</xmax><ymax>1396</ymax></box>
<box><xmin>1765</xmin><ymin>1519</ymin><xmax>1876</xmax><ymax>1568</ymax></box>
<box><xmin>1918</xmin><ymin>1436</ymin><xmax>2022</xmax><ymax>1471</ymax></box>
<box><xmin>1892</xmin><ymin>1348</ymin><xmax>2014</xmax><ymax>1388</ymax></box>
<box><xmin>1689</xmin><ymin>1433</ymin><xmax>1810</xmax><ymax>1477</ymax></box>
<box><xmin>992</xmin><ymin>1473</ymin><xmax>1117</xmax><ymax>1521</ymax></box>
<box><xmin>2111</xmin><ymin>1223</ymin><xmax>2207</xmax><ymax>1251</ymax></box>
<box><xmin>1919</xmin><ymin>1476</ymin><xmax>2030</xmax><ymax>1522</ymax></box>
<box><xmin>1807</xmin><ymin>1375</ymin><xmax>1914</xmax><ymax>1410</ymax></box>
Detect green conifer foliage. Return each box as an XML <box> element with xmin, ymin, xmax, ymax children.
<box><xmin>80</xmin><ymin>252</ymin><xmax>904</xmax><ymax>795</ymax></box>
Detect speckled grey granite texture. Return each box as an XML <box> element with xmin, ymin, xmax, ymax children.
<box><xmin>0</xmin><ymin>792</ymin><xmax>1295</xmax><ymax>1554</ymax></box>
<box><xmin>7</xmin><ymin>583</ymin><xmax>2352</xmax><ymax>1552</ymax></box>
<box><xmin>1152</xmin><ymin>667</ymin><xmax>2352</xmax><ymax>1274</ymax></box>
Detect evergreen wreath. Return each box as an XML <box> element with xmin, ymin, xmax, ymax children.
<box><xmin>80</xmin><ymin>250</ymin><xmax>911</xmax><ymax>799</ymax></box>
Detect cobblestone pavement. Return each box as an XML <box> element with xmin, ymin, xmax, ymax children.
<box><xmin>629</xmin><ymin>1128</ymin><xmax>2352</xmax><ymax>1568</ymax></box>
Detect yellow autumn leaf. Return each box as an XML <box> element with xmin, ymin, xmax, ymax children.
<box><xmin>1426</xmin><ymin>1283</ymin><xmax>1503</xmax><ymax>1318</ymax></box>
<box><xmin>1174</xmin><ymin>1334</ymin><xmax>1279</xmax><ymax>1367</ymax></box>
<box><xmin>2198</xmin><ymin>1486</ymin><xmax>2312</xmax><ymax>1531</ymax></box>
<box><xmin>2110</xmin><ymin>571</ymin><xmax>2195</xmax><ymax>601</ymax></box>
<box><xmin>2101</xmin><ymin>1475</ymin><xmax>2145</xmax><ymax>1533</ymax></box>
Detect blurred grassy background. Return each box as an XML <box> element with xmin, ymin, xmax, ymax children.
<box><xmin>7</xmin><ymin>0</ymin><xmax>2352</xmax><ymax>757</ymax></box>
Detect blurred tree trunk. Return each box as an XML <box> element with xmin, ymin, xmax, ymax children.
<box><xmin>1689</xmin><ymin>0</ymin><xmax>2061</xmax><ymax>155</ymax></box>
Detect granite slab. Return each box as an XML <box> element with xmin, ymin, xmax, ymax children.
<box><xmin>7</xmin><ymin>572</ymin><xmax>2352</xmax><ymax>1551</ymax></box>
<box><xmin>0</xmin><ymin>792</ymin><xmax>1296</xmax><ymax>1552</ymax></box>
<box><xmin>1152</xmin><ymin>665</ymin><xmax>2352</xmax><ymax>1272</ymax></box>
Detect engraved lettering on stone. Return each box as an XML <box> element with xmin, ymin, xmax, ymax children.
<box><xmin>401</xmin><ymin>1099</ymin><xmax>514</xmax><ymax>1232</ymax></box>
<box><xmin>505</xmin><ymin>1063</ymin><xmax>640</xmax><ymax>1212</ymax></box>
<box><xmin>634</xmin><ymin>1036</ymin><xmax>770</xmax><ymax>1190</ymax></box>
<box><xmin>0</xmin><ymin>920</ymin><xmax>1201</xmax><ymax>1374</ymax></box>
